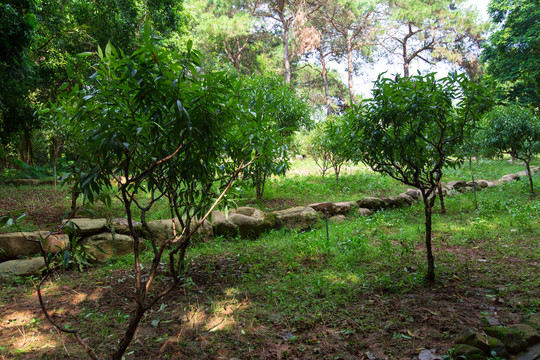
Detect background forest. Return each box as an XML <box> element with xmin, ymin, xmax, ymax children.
<box><xmin>0</xmin><ymin>0</ymin><xmax>538</xmax><ymax>171</ymax></box>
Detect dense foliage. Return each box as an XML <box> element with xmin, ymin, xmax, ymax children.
<box><xmin>482</xmin><ymin>0</ymin><xmax>540</xmax><ymax>109</ymax></box>
<box><xmin>0</xmin><ymin>0</ymin><xmax>493</xmax><ymax>170</ymax></box>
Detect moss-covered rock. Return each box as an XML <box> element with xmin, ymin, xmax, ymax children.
<box><xmin>487</xmin><ymin>336</ymin><xmax>509</xmax><ymax>359</ymax></box>
<box><xmin>455</xmin><ymin>328</ymin><xmax>490</xmax><ymax>352</ymax></box>
<box><xmin>509</xmin><ymin>324</ymin><xmax>540</xmax><ymax>346</ymax></box>
<box><xmin>526</xmin><ymin>313</ymin><xmax>540</xmax><ymax>330</ymax></box>
<box><xmin>484</xmin><ymin>325</ymin><xmax>528</xmax><ymax>354</ymax></box>
<box><xmin>451</xmin><ymin>344</ymin><xmax>487</xmax><ymax>360</ymax></box>
<box><xmin>80</xmin><ymin>233</ymin><xmax>136</xmax><ymax>262</ymax></box>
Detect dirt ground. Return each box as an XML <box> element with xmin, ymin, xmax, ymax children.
<box><xmin>0</xmin><ymin>253</ymin><xmax>531</xmax><ymax>359</ymax></box>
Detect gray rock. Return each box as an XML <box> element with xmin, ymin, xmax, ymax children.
<box><xmin>467</xmin><ymin>181</ymin><xmax>483</xmax><ymax>189</ymax></box>
<box><xmin>109</xmin><ymin>218</ymin><xmax>142</xmax><ymax>235</ymax></box>
<box><xmin>0</xmin><ymin>232</ymin><xmax>69</xmax><ymax>260</ymax></box>
<box><xmin>0</xmin><ymin>257</ymin><xmax>46</xmax><ymax>284</ymax></box>
<box><xmin>485</xmin><ymin>316</ymin><xmax>502</xmax><ymax>326</ymax></box>
<box><xmin>232</xmin><ymin>207</ymin><xmax>259</xmax><ymax>217</ymax></box>
<box><xmin>334</xmin><ymin>201</ymin><xmax>357</xmax><ymax>215</ymax></box>
<box><xmin>80</xmin><ymin>233</ymin><xmax>136</xmax><ymax>262</ymax></box>
<box><xmin>501</xmin><ymin>174</ymin><xmax>520</xmax><ymax>182</ymax></box>
<box><xmin>475</xmin><ymin>180</ymin><xmax>490</xmax><ymax>188</ymax></box>
<box><xmin>271</xmin><ymin>206</ymin><xmax>320</xmax><ymax>230</ymax></box>
<box><xmin>405</xmin><ymin>188</ymin><xmax>421</xmax><ymax>200</ymax></box>
<box><xmin>357</xmin><ymin>208</ymin><xmax>373</xmax><ymax>216</ymax></box>
<box><xmin>418</xmin><ymin>349</ymin><xmax>443</xmax><ymax>360</ymax></box>
<box><xmin>211</xmin><ymin>211</ymin><xmax>238</xmax><ymax>238</ymax></box>
<box><xmin>67</xmin><ymin>218</ymin><xmax>107</xmax><ymax>237</ymax></box>
<box><xmin>446</xmin><ymin>181</ymin><xmax>468</xmax><ymax>192</ymax></box>
<box><xmin>228</xmin><ymin>208</ymin><xmax>275</xmax><ymax>238</ymax></box>
<box><xmin>307</xmin><ymin>202</ymin><xmax>335</xmax><ymax>214</ymax></box>
<box><xmin>516</xmin><ymin>343</ymin><xmax>540</xmax><ymax>360</ymax></box>
<box><xmin>329</xmin><ymin>215</ymin><xmax>346</xmax><ymax>223</ymax></box>
<box><xmin>147</xmin><ymin>218</ymin><xmax>213</xmax><ymax>244</ymax></box>
<box><xmin>356</xmin><ymin>197</ymin><xmax>385</xmax><ymax>210</ymax></box>
<box><xmin>365</xmin><ymin>352</ymin><xmax>383</xmax><ymax>360</ymax></box>
<box><xmin>382</xmin><ymin>194</ymin><xmax>413</xmax><ymax>208</ymax></box>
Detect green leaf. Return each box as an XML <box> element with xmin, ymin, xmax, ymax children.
<box><xmin>77</xmin><ymin>52</ymin><xmax>93</xmax><ymax>57</ymax></box>
<box><xmin>63</xmin><ymin>251</ymin><xmax>71</xmax><ymax>269</ymax></box>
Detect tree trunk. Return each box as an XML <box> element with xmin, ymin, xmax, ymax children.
<box><xmin>111</xmin><ymin>305</ymin><xmax>146</xmax><ymax>360</ymax></box>
<box><xmin>20</xmin><ymin>128</ymin><xmax>34</xmax><ymax>165</ymax></box>
<box><xmin>318</xmin><ymin>47</ymin><xmax>331</xmax><ymax>116</ymax></box>
<box><xmin>437</xmin><ymin>181</ymin><xmax>446</xmax><ymax>214</ymax></box>
<box><xmin>70</xmin><ymin>185</ymin><xmax>80</xmax><ymax>218</ymax></box>
<box><xmin>282</xmin><ymin>21</ymin><xmax>292</xmax><ymax>84</ymax></box>
<box><xmin>526</xmin><ymin>161</ymin><xmax>535</xmax><ymax>195</ymax></box>
<box><xmin>422</xmin><ymin>192</ymin><xmax>435</xmax><ymax>282</ymax></box>
<box><xmin>346</xmin><ymin>38</ymin><xmax>356</xmax><ymax>104</ymax></box>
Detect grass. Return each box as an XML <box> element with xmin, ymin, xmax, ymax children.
<box><xmin>0</xmin><ymin>158</ymin><xmax>539</xmax><ymax>358</ymax></box>
<box><xmin>0</xmin><ymin>157</ymin><xmax>535</xmax><ymax>232</ymax></box>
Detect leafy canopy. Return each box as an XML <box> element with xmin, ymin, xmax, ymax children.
<box><xmin>349</xmin><ymin>72</ymin><xmax>489</xmax><ymax>191</ymax></box>
<box><xmin>482</xmin><ymin>0</ymin><xmax>540</xmax><ymax>108</ymax></box>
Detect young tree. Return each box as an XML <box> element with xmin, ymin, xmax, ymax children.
<box><xmin>480</xmin><ymin>105</ymin><xmax>540</xmax><ymax>195</ymax></box>
<box><xmin>306</xmin><ymin>121</ymin><xmax>332</xmax><ymax>177</ymax></box>
<box><xmin>325</xmin><ymin>115</ymin><xmax>351</xmax><ymax>183</ymax></box>
<box><xmin>40</xmin><ymin>33</ymin><xmax>257</xmax><ymax>359</ymax></box>
<box><xmin>227</xmin><ymin>75</ymin><xmax>311</xmax><ymax>200</ymax></box>
<box><xmin>381</xmin><ymin>0</ymin><xmax>487</xmax><ymax>77</ymax></box>
<box><xmin>347</xmin><ymin>72</ymin><xmax>489</xmax><ymax>282</ymax></box>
